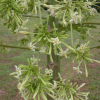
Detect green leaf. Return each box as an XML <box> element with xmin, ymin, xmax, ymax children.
<box><xmin>33</xmin><ymin>84</ymin><xmax>40</xmax><ymax>99</ymax></box>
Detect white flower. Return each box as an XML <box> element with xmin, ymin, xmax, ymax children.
<box><xmin>45</xmin><ymin>68</ymin><xmax>53</xmax><ymax>76</ymax></box>
<box><xmin>47</xmin><ymin>5</ymin><xmax>55</xmax><ymax>16</ymax></box>
<box><xmin>30</xmin><ymin>55</ymin><xmax>39</xmax><ymax>64</ymax></box>
<box><xmin>15</xmin><ymin>65</ymin><xmax>21</xmax><ymax>78</ymax></box>
<box><xmin>90</xmin><ymin>8</ymin><xmax>97</xmax><ymax>15</ymax></box>
<box><xmin>17</xmin><ymin>82</ymin><xmax>22</xmax><ymax>90</ymax></box>
<box><xmin>70</xmin><ymin>12</ymin><xmax>79</xmax><ymax>24</ymax></box>
<box><xmin>73</xmin><ymin>67</ymin><xmax>82</xmax><ymax>74</ymax></box>
<box><xmin>28</xmin><ymin>42</ymin><xmax>36</xmax><ymax>51</ymax></box>
<box><xmin>51</xmin><ymin>37</ymin><xmax>61</xmax><ymax>45</ymax></box>
<box><xmin>77</xmin><ymin>43</ymin><xmax>86</xmax><ymax>53</ymax></box>
<box><xmin>31</xmin><ymin>46</ymin><xmax>36</xmax><ymax>51</ymax></box>
<box><xmin>28</xmin><ymin>42</ymin><xmax>32</xmax><ymax>49</ymax></box>
<box><xmin>57</xmin><ymin>49</ymin><xmax>68</xmax><ymax>57</ymax></box>
<box><xmin>70</xmin><ymin>12</ymin><xmax>83</xmax><ymax>24</ymax></box>
<box><xmin>85</xmin><ymin>1</ymin><xmax>92</xmax><ymax>6</ymax></box>
<box><xmin>40</xmin><ymin>46</ymin><xmax>46</xmax><ymax>53</ymax></box>
<box><xmin>52</xmin><ymin>81</ymin><xmax>57</xmax><ymax>89</ymax></box>
<box><xmin>21</xmin><ymin>92</ymin><xmax>27</xmax><ymax>100</ymax></box>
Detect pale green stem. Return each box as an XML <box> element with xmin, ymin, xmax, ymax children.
<box><xmin>67</xmin><ymin>55</ymin><xmax>71</xmax><ymax>82</ymax></box>
<box><xmin>70</xmin><ymin>23</ymin><xmax>73</xmax><ymax>46</ymax></box>
<box><xmin>36</xmin><ymin>45</ymin><xmax>41</xmax><ymax>65</ymax></box>
<box><xmin>38</xmin><ymin>0</ymin><xmax>43</xmax><ymax>27</ymax></box>
<box><xmin>36</xmin><ymin>51</ymin><xmax>40</xmax><ymax>65</ymax></box>
<box><xmin>50</xmin><ymin>54</ymin><xmax>53</xmax><ymax>63</ymax></box>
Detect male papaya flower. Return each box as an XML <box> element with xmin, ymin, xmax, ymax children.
<box><xmin>51</xmin><ymin>37</ymin><xmax>61</xmax><ymax>45</ymax></box>
<box><xmin>77</xmin><ymin>43</ymin><xmax>86</xmax><ymax>53</ymax></box>
<box><xmin>73</xmin><ymin>67</ymin><xmax>82</xmax><ymax>74</ymax></box>
<box><xmin>20</xmin><ymin>90</ymin><xmax>27</xmax><ymax>100</ymax></box>
<box><xmin>57</xmin><ymin>49</ymin><xmax>68</xmax><ymax>57</ymax></box>
<box><xmin>28</xmin><ymin>42</ymin><xmax>36</xmax><ymax>51</ymax></box>
<box><xmin>84</xmin><ymin>0</ymin><xmax>92</xmax><ymax>6</ymax></box>
<box><xmin>52</xmin><ymin>81</ymin><xmax>57</xmax><ymax>89</ymax></box>
<box><xmin>47</xmin><ymin>5</ymin><xmax>55</xmax><ymax>17</ymax></box>
<box><xmin>40</xmin><ymin>46</ymin><xmax>47</xmax><ymax>53</ymax></box>
<box><xmin>30</xmin><ymin>55</ymin><xmax>39</xmax><ymax>65</ymax></box>
<box><xmin>45</xmin><ymin>68</ymin><xmax>53</xmax><ymax>75</ymax></box>
<box><xmin>17</xmin><ymin>82</ymin><xmax>22</xmax><ymax>90</ymax></box>
<box><xmin>69</xmin><ymin>12</ymin><xmax>79</xmax><ymax>24</ymax></box>
<box><xmin>15</xmin><ymin>65</ymin><xmax>21</xmax><ymax>78</ymax></box>
<box><xmin>90</xmin><ymin>8</ymin><xmax>97</xmax><ymax>15</ymax></box>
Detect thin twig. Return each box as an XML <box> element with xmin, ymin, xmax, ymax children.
<box><xmin>21</xmin><ymin>14</ymin><xmax>47</xmax><ymax>19</ymax></box>
<box><xmin>0</xmin><ymin>44</ymin><xmax>39</xmax><ymax>51</ymax></box>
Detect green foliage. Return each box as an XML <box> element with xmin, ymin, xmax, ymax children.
<box><xmin>0</xmin><ymin>0</ymin><xmax>23</xmax><ymax>33</ymax></box>
<box><xmin>0</xmin><ymin>0</ymin><xmax>100</xmax><ymax>100</ymax></box>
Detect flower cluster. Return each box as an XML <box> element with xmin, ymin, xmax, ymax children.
<box><xmin>73</xmin><ymin>67</ymin><xmax>82</xmax><ymax>74</ymax></box>
<box><xmin>28</xmin><ymin>42</ymin><xmax>36</xmax><ymax>51</ymax></box>
<box><xmin>14</xmin><ymin>65</ymin><xmax>21</xmax><ymax>78</ymax></box>
<box><xmin>44</xmin><ymin>0</ymin><xmax>97</xmax><ymax>26</ymax></box>
<box><xmin>77</xmin><ymin>43</ymin><xmax>87</xmax><ymax>53</ymax></box>
<box><xmin>40</xmin><ymin>46</ymin><xmax>47</xmax><ymax>53</ymax></box>
<box><xmin>45</xmin><ymin>68</ymin><xmax>53</xmax><ymax>76</ymax></box>
<box><xmin>69</xmin><ymin>12</ymin><xmax>83</xmax><ymax>24</ymax></box>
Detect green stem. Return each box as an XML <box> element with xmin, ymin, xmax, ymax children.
<box><xmin>37</xmin><ymin>51</ymin><xmax>40</xmax><ymax>65</ymax></box>
<box><xmin>67</xmin><ymin>55</ymin><xmax>71</xmax><ymax>82</ymax></box>
<box><xmin>38</xmin><ymin>0</ymin><xmax>43</xmax><ymax>27</ymax></box>
<box><xmin>70</xmin><ymin>23</ymin><xmax>73</xmax><ymax>46</ymax></box>
<box><xmin>50</xmin><ymin>54</ymin><xmax>53</xmax><ymax>63</ymax></box>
